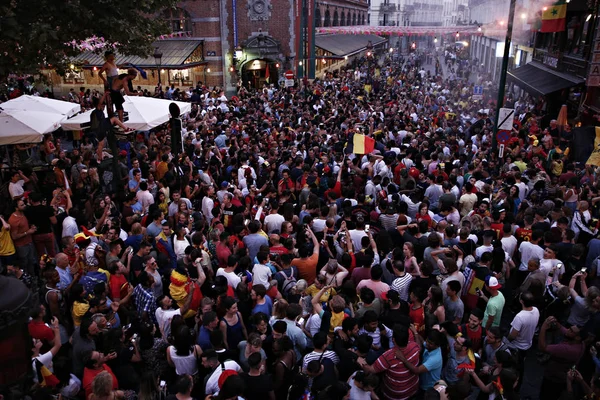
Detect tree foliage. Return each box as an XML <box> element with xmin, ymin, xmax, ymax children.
<box><xmin>0</xmin><ymin>0</ymin><xmax>178</xmax><ymax>78</ymax></box>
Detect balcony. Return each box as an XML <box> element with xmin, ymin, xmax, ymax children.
<box><xmin>533</xmin><ymin>48</ymin><xmax>589</xmax><ymax>78</ymax></box>
<box><xmin>380</xmin><ymin>3</ymin><xmax>397</xmax><ymax>12</ymax></box>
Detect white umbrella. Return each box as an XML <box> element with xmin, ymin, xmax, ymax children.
<box><xmin>1</xmin><ymin>95</ymin><xmax>80</xmax><ymax>118</ymax></box>
<box><xmin>0</xmin><ymin>109</ymin><xmax>63</xmax><ymax>145</ymax></box>
<box><xmin>61</xmin><ymin>109</ymin><xmax>96</xmax><ymax>131</ymax></box>
<box><xmin>122</xmin><ymin>96</ymin><xmax>191</xmax><ymax>131</ymax></box>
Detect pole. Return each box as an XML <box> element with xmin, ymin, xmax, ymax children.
<box><xmin>492</xmin><ymin>0</ymin><xmax>516</xmax><ymax>154</ymax></box>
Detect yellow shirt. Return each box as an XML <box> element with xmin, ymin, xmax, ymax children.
<box><xmin>306</xmin><ymin>284</ymin><xmax>337</xmax><ymax>303</ymax></box>
<box><xmin>72</xmin><ymin>301</ymin><xmax>90</xmax><ymax>327</ymax></box>
<box><xmin>0</xmin><ymin>227</ymin><xmax>16</xmax><ymax>256</ymax></box>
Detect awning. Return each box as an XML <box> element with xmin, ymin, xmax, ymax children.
<box><xmin>71</xmin><ymin>39</ymin><xmax>206</xmax><ymax>69</ymax></box>
<box><xmin>315</xmin><ymin>34</ymin><xmax>387</xmax><ymax>57</ymax></box>
<box><xmin>507</xmin><ymin>61</ymin><xmax>585</xmax><ymax>96</ymax></box>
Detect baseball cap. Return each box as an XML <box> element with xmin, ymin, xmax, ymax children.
<box><xmin>119</xmin><ymin>150</ymin><xmax>128</xmax><ymax>157</ymax></box>
<box><xmin>485</xmin><ymin>275</ymin><xmax>502</xmax><ymax>290</ymax></box>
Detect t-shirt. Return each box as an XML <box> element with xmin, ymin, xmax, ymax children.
<box><xmin>216</xmin><ymin>268</ymin><xmax>242</xmax><ymax>289</ymax></box>
<box><xmin>108</xmin><ymin>273</ymin><xmax>128</xmax><ymax>301</ymax></box>
<box><xmin>292</xmin><ymin>253</ymin><xmax>319</xmax><ymax>284</ymax></box>
<box><xmin>252</xmin><ymin>263</ymin><xmax>272</xmax><ymax>289</ymax></box>
<box><xmin>444</xmin><ymin>296</ymin><xmax>464</xmax><ymax>323</ymax></box>
<box><xmin>32</xmin><ymin>351</ymin><xmax>54</xmax><ymax>384</ymax></box>
<box><xmin>356</xmin><ymin>279</ymin><xmax>390</xmax><ymax>300</ymax></box>
<box><xmin>518</xmin><ymin>241</ymin><xmax>543</xmax><ymax>271</ymax></box>
<box><xmin>28</xmin><ymin>320</ymin><xmax>54</xmax><ymax>343</ymax></box>
<box><xmin>25</xmin><ymin>204</ymin><xmax>55</xmax><ymax>234</ymax></box>
<box><xmin>9</xmin><ymin>180</ymin><xmax>25</xmax><ymax>199</ymax></box>
<box><xmin>391</xmin><ymin>274</ymin><xmax>413</xmax><ymax>302</ymax></box>
<box><xmin>205</xmin><ymin>360</ymin><xmax>242</xmax><ymax>395</ymax></box>
<box><xmin>420</xmin><ymin>346</ymin><xmax>443</xmax><ymax>390</ymax></box>
<box><xmin>372</xmin><ymin>343</ymin><xmax>420</xmax><ymax>400</ymax></box>
<box><xmin>483</xmin><ymin>292</ymin><xmax>505</xmax><ymax>328</ymax></box>
<box><xmin>545</xmin><ymin>337</ymin><xmax>585</xmax><ymax>382</ymax></box>
<box><xmin>155</xmin><ymin>307</ymin><xmax>181</xmax><ymax>338</ymax></box>
<box><xmin>83</xmin><ymin>364</ymin><xmax>118</xmax><ymax>398</ymax></box>
<box><xmin>240</xmin><ymin>373</ymin><xmax>274</xmax><ymax>400</ymax></box>
<box><xmin>509</xmin><ymin>307</ymin><xmax>540</xmax><ymax>350</ymax></box>
<box><xmin>349</xmin><ymin>371</ymin><xmax>373</xmax><ymax>400</ymax></box>
<box><xmin>251</xmin><ymin>295</ymin><xmax>273</xmax><ymax>315</ymax></box>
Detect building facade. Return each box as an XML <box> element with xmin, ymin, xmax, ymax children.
<box><xmin>369</xmin><ymin>0</ymin><xmax>467</xmax><ymax>28</ymax></box>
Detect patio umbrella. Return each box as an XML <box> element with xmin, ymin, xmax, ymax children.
<box><xmin>121</xmin><ymin>96</ymin><xmax>191</xmax><ymax>131</ymax></box>
<box><xmin>1</xmin><ymin>95</ymin><xmax>80</xmax><ymax>118</ymax></box>
<box><xmin>556</xmin><ymin>104</ymin><xmax>568</xmax><ymax>132</ymax></box>
<box><xmin>0</xmin><ymin>109</ymin><xmax>63</xmax><ymax>145</ymax></box>
<box><xmin>60</xmin><ymin>109</ymin><xmax>96</xmax><ymax>131</ymax></box>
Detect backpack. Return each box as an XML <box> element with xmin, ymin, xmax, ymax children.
<box><xmin>278</xmin><ymin>268</ymin><xmax>297</xmax><ymax>297</ymax></box>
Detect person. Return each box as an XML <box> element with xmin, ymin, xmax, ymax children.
<box><xmin>9</xmin><ymin>198</ymin><xmax>37</xmax><ymax>275</ymax></box>
<box><xmin>155</xmin><ymin>284</ymin><xmax>195</xmax><ymax>339</ymax></box>
<box><xmin>219</xmin><ymin>297</ymin><xmax>248</xmax><ymax>351</ymax></box>
<box><xmin>166</xmin><ymin>325</ymin><xmax>202</xmax><ymax>377</ymax></box>
<box><xmin>507</xmin><ymin>291</ymin><xmax>539</xmax><ymax>383</ymax></box>
<box><xmin>110</xmin><ymin>68</ymin><xmax>140</xmax><ymax>122</ymax></box>
<box><xmin>444</xmin><ymin>280</ymin><xmax>464</xmax><ymax>324</ymax></box>
<box><xmin>356</xmin><ymin>324</ymin><xmax>420</xmax><ymax>400</ymax></box>
<box><xmin>481</xmin><ymin>276</ymin><xmax>505</xmax><ymax>329</ymax></box>
<box><xmin>240</xmin><ymin>352</ymin><xmax>275</xmax><ymax>400</ymax></box>
<box><xmin>347</xmin><ymin>371</ymin><xmax>379</xmax><ymax>400</ymax></box>
<box><xmin>201</xmin><ymin>349</ymin><xmax>242</xmax><ymax>396</ymax></box>
<box><xmin>198</xmin><ymin>311</ymin><xmax>220</xmax><ymax>351</ymax></box>
<box><xmin>441</xmin><ymin>333</ymin><xmax>473</xmax><ymax>387</ymax></box>
<box><xmin>290</xmin><ymin>225</ymin><xmax>320</xmax><ymax>283</ymax></box>
<box><xmin>31</xmin><ymin>316</ymin><xmax>62</xmax><ymax>384</ymax></box>
<box><xmin>133</xmin><ymin>270</ymin><xmax>158</xmax><ymax>324</ymax></box>
<box><xmin>396</xmin><ymin>328</ymin><xmax>444</xmax><ymax>391</ymax></box>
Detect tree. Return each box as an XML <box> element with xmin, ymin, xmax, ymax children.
<box><xmin>0</xmin><ymin>0</ymin><xmax>178</xmax><ymax>78</ymax></box>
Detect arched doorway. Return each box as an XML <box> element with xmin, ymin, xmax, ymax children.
<box><xmin>333</xmin><ymin>10</ymin><xmax>339</xmax><ymax>26</ymax></box>
<box><xmin>315</xmin><ymin>8</ymin><xmax>321</xmax><ymax>27</ymax></box>
<box><xmin>352</xmin><ymin>13</ymin><xmax>356</xmax><ymax>25</ymax></box>
<box><xmin>324</xmin><ymin>9</ymin><xmax>331</xmax><ymax>27</ymax></box>
<box><xmin>340</xmin><ymin>11</ymin><xmax>345</xmax><ymax>26</ymax></box>
<box><xmin>241</xmin><ymin>59</ymin><xmax>279</xmax><ymax>90</ymax></box>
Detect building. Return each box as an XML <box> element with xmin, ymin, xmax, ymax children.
<box><xmin>470</xmin><ymin>0</ymin><xmax>599</xmax><ymax>120</ymax></box>
<box><xmin>369</xmin><ymin>0</ymin><xmax>467</xmax><ymax>28</ymax></box>
<box><xmin>44</xmin><ymin>0</ymin><xmax>369</xmax><ymax>95</ymax></box>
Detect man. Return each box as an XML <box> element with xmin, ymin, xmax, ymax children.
<box><xmin>111</xmin><ymin>68</ymin><xmax>139</xmax><ymax>122</ymax></box>
<box><xmin>442</xmin><ymin>334</ymin><xmax>473</xmax><ymax>386</ymax></box>
<box><xmin>356</xmin><ymin>265</ymin><xmax>390</xmax><ymax>300</ymax></box>
<box><xmin>72</xmin><ymin>318</ymin><xmax>100</xmax><ymax>378</ymax></box>
<box><xmin>144</xmin><ymin>255</ymin><xmax>163</xmax><ymax>298</ymax></box>
<box><xmin>198</xmin><ymin>311</ymin><xmax>220</xmax><ymax>351</ymax></box>
<box><xmin>395</xmin><ymin>328</ymin><xmax>444</xmax><ymax>392</ymax></box>
<box><xmin>250</xmin><ymin>284</ymin><xmax>273</xmax><ymax>315</ymax></box>
<box><xmin>9</xmin><ymin>199</ymin><xmax>37</xmax><ymax>275</ymax></box>
<box><xmin>55</xmin><ymin>252</ymin><xmax>81</xmax><ymax>291</ymax></box>
<box><xmin>243</xmin><ymin>221</ymin><xmax>269</xmax><ymax>261</ymax></box>
<box><xmin>132</xmin><ymin>270</ymin><xmax>157</xmax><ymax>323</ymax></box>
<box><xmin>356</xmin><ymin>325</ymin><xmax>420</xmax><ymax>400</ymax></box>
<box><xmin>8</xmin><ymin>170</ymin><xmax>29</xmax><ymax>200</ymax></box>
<box><xmin>128</xmin><ymin>168</ymin><xmax>143</xmax><ymax>193</ymax></box>
<box><xmin>130</xmin><ymin>241</ymin><xmax>152</xmax><ymax>285</ymax></box>
<box><xmin>458</xmin><ymin>309</ymin><xmax>486</xmax><ymax>354</ymax></box>
<box><xmin>518</xmin><ymin>258</ymin><xmax>545</xmax><ymax>294</ymax></box>
<box><xmin>168</xmin><ymin>375</ymin><xmax>195</xmax><ymax>400</ymax></box>
<box><xmin>539</xmin><ymin>315</ymin><xmax>586</xmax><ymax>400</ymax></box>
<box><xmin>481</xmin><ymin>276</ymin><xmax>505</xmax><ymax>329</ymax></box>
<box><xmin>202</xmin><ymin>185</ymin><xmax>216</xmax><ymax>223</ymax></box>
<box><xmin>82</xmin><ymin>350</ymin><xmax>119</xmax><ymax>398</ymax></box>
<box><xmin>137</xmin><ymin>181</ymin><xmax>154</xmax><ymax>213</ymax></box>
<box><xmin>444</xmin><ymin>280</ymin><xmax>464</xmax><ymax>324</ymax></box>
<box><xmin>281</xmin><ymin>304</ymin><xmax>307</xmax><ymax>359</ymax></box>
<box><xmin>263</xmin><ymin>202</ymin><xmax>285</xmax><ymax>234</ymax></box>
<box><xmin>507</xmin><ymin>291</ymin><xmax>540</xmax><ymax>382</ymax></box>
<box><xmin>424</xmin><ymin>175</ymin><xmax>444</xmax><ymax>211</ymax></box>
<box><xmin>202</xmin><ymin>349</ymin><xmax>242</xmax><ymax>396</ymax></box>
<box><xmin>24</xmin><ymin>192</ymin><xmax>57</xmax><ymax>258</ymax></box>
<box><xmin>302</xmin><ymin>331</ymin><xmax>340</xmax><ymax>369</ymax></box>
<box><xmin>155</xmin><ymin>286</ymin><xmax>195</xmax><ymax>339</ymax></box>
<box><xmin>357</xmin><ymin>310</ymin><xmax>394</xmax><ymax>363</ymax></box>
<box><xmin>482</xmin><ymin>327</ymin><xmax>512</xmax><ymax>372</ymax></box>
<box><xmin>145</xmin><ymin>210</ymin><xmax>164</xmax><ymax>238</ymax></box>
<box><xmin>216</xmin><ymin>255</ymin><xmax>243</xmax><ymax>289</ymax></box>
<box><xmin>516</xmin><ymin>229</ymin><xmax>544</xmax><ymax>285</ymax></box>
<box><xmin>62</xmin><ymin>208</ymin><xmax>79</xmax><ymax>238</ymax></box>
<box><xmin>290</xmin><ymin>225</ymin><xmax>320</xmax><ymax>283</ymax></box>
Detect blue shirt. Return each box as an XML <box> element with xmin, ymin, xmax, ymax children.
<box><xmin>251</xmin><ymin>295</ymin><xmax>273</xmax><ymax>316</ymax></box>
<box><xmin>146</xmin><ymin>222</ymin><xmax>162</xmax><ymax>238</ymax></box>
<box><xmin>56</xmin><ymin>267</ymin><xmax>72</xmax><ymax>291</ymax></box>
<box><xmin>197</xmin><ymin>326</ymin><xmax>213</xmax><ymax>351</ymax></box>
<box><xmin>420</xmin><ymin>346</ymin><xmax>443</xmax><ymax>390</ymax></box>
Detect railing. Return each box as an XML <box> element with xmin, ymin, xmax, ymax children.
<box><xmin>533</xmin><ymin>48</ymin><xmax>588</xmax><ymax>78</ymax></box>
<box><xmin>380</xmin><ymin>3</ymin><xmax>397</xmax><ymax>12</ymax></box>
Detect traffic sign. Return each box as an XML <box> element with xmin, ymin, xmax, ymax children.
<box><xmin>498</xmin><ymin>108</ymin><xmax>515</xmax><ymax>131</ymax></box>
<box><xmin>284</xmin><ymin>70</ymin><xmax>295</xmax><ymax>79</ymax></box>
<box><xmin>473</xmin><ymin>85</ymin><xmax>483</xmax><ymax>100</ymax></box>
<box><xmin>284</xmin><ymin>79</ymin><xmax>294</xmax><ymax>87</ymax></box>
<box><xmin>496</xmin><ymin>129</ymin><xmax>511</xmax><ymax>144</ymax></box>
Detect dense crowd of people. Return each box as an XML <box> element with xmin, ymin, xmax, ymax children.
<box><xmin>1</xmin><ymin>46</ymin><xmax>599</xmax><ymax>400</ymax></box>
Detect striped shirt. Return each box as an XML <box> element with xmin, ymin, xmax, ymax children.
<box><xmin>302</xmin><ymin>350</ymin><xmax>340</xmax><ymax>369</ymax></box>
<box><xmin>372</xmin><ymin>342</ymin><xmax>420</xmax><ymax>400</ymax></box>
<box><xmin>391</xmin><ymin>274</ymin><xmax>413</xmax><ymax>302</ymax></box>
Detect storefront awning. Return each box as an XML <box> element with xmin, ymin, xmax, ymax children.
<box><xmin>71</xmin><ymin>39</ymin><xmax>206</xmax><ymax>69</ymax></box>
<box><xmin>507</xmin><ymin>61</ymin><xmax>584</xmax><ymax>96</ymax></box>
<box><xmin>315</xmin><ymin>34</ymin><xmax>387</xmax><ymax>57</ymax></box>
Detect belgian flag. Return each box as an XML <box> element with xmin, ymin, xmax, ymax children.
<box><xmin>540</xmin><ymin>1</ymin><xmax>567</xmax><ymax>33</ymax></box>
<box><xmin>345</xmin><ymin>133</ymin><xmax>375</xmax><ymax>155</ymax></box>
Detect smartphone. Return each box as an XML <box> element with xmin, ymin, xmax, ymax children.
<box><xmin>582</xmin><ymin>267</ymin><xmax>588</xmax><ymax>273</ymax></box>
<box><xmin>365</xmin><ymin>224</ymin><xmax>370</xmax><ymax>232</ymax></box>
<box><xmin>244</xmin><ymin>219</ymin><xmax>250</xmax><ymax>226</ymax></box>
<box><xmin>297</xmin><ymin>317</ymin><xmax>305</xmax><ymax>326</ymax></box>
<box><xmin>476</xmin><ymin>287</ymin><xmax>482</xmax><ymax>296</ymax></box>
<box><xmin>160</xmin><ymin>380</ymin><xmax>166</xmax><ymax>390</ymax></box>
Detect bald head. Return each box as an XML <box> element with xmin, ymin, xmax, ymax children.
<box><xmin>55</xmin><ymin>253</ymin><xmax>69</xmax><ymax>268</ymax></box>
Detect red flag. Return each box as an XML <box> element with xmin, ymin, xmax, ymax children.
<box><xmin>265</xmin><ymin>64</ymin><xmax>270</xmax><ymax>83</ymax></box>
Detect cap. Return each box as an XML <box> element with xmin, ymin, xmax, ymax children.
<box><xmin>119</xmin><ymin>150</ymin><xmax>128</xmax><ymax>157</ymax></box>
<box><xmin>218</xmin><ymin>370</ymin><xmax>238</xmax><ymax>389</ymax></box>
<box><xmin>485</xmin><ymin>275</ymin><xmax>502</xmax><ymax>290</ymax></box>
<box><xmin>221</xmin><ymin>181</ymin><xmax>229</xmax><ymax>188</ymax></box>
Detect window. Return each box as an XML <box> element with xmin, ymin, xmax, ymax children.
<box><xmin>163</xmin><ymin>8</ymin><xmax>192</xmax><ymax>33</ymax></box>
<box><xmin>316</xmin><ymin>8</ymin><xmax>322</xmax><ymax>27</ymax></box>
<box><xmin>324</xmin><ymin>9</ymin><xmax>331</xmax><ymax>27</ymax></box>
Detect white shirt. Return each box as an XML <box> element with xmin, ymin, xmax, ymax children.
<box><xmin>202</xmin><ymin>196</ymin><xmax>215</xmax><ymax>222</ymax></box>
<box><xmin>501</xmin><ymin>236</ymin><xmax>518</xmax><ymax>258</ymax></box>
<box><xmin>155</xmin><ymin>307</ymin><xmax>180</xmax><ymax>338</ymax></box>
<box><xmin>216</xmin><ymin>268</ymin><xmax>242</xmax><ymax>289</ymax></box>
<box><xmin>509</xmin><ymin>307</ymin><xmax>540</xmax><ymax>350</ymax></box>
<box><xmin>252</xmin><ymin>263</ymin><xmax>272</xmax><ymax>289</ymax></box>
<box><xmin>62</xmin><ymin>216</ymin><xmax>79</xmax><ymax>238</ymax></box>
<box><xmin>264</xmin><ymin>213</ymin><xmax>285</xmax><ymax>234</ymax></box>
<box><xmin>137</xmin><ymin>190</ymin><xmax>154</xmax><ymax>213</ymax></box>
<box><xmin>518</xmin><ymin>241</ymin><xmax>544</xmax><ymax>271</ymax></box>
<box><xmin>349</xmin><ymin>229</ymin><xmax>368</xmax><ymax>251</ymax></box>
<box><xmin>32</xmin><ymin>351</ymin><xmax>54</xmax><ymax>384</ymax></box>
<box><xmin>9</xmin><ymin>180</ymin><xmax>24</xmax><ymax>199</ymax></box>
<box><xmin>205</xmin><ymin>360</ymin><xmax>242</xmax><ymax>395</ymax></box>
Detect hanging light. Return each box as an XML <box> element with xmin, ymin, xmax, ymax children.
<box><xmin>275</xmin><ymin>63</ymin><xmax>280</xmax><ymax>68</ymax></box>
<box><xmin>207</xmin><ymin>68</ymin><xmax>211</xmax><ymax>73</ymax></box>
<box><xmin>456</xmin><ymin>32</ymin><xmax>459</xmax><ymax>38</ymax></box>
<box><xmin>499</xmin><ymin>20</ymin><xmax>505</xmax><ymax>26</ymax></box>
<box><xmin>478</xmin><ymin>26</ymin><xmax>482</xmax><ymax>32</ymax></box>
<box><xmin>389</xmin><ymin>47</ymin><xmax>394</xmax><ymax>53</ymax></box>
<box><xmin>93</xmin><ymin>66</ymin><xmax>98</xmax><ymax>71</ymax></box>
<box><xmin>322</xmin><ymin>59</ymin><xmax>327</xmax><ymax>64</ymax></box>
<box><xmin>434</xmin><ymin>37</ymin><xmax>438</xmax><ymax>43</ymax></box>
<box><xmin>229</xmin><ymin>66</ymin><xmax>234</xmax><ymax>72</ymax></box>
<box><xmin>521</xmin><ymin>13</ymin><xmax>527</xmax><ymax>19</ymax></box>
<box><xmin>299</xmin><ymin>61</ymin><xmax>303</xmax><ymax>66</ymax></box>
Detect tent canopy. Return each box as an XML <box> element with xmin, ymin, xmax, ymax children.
<box><xmin>1</xmin><ymin>95</ymin><xmax>80</xmax><ymax>118</ymax></box>
<box><xmin>0</xmin><ymin>109</ymin><xmax>63</xmax><ymax>145</ymax></box>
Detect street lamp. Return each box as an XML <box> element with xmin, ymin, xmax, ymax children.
<box><xmin>153</xmin><ymin>47</ymin><xmax>163</xmax><ymax>86</ymax></box>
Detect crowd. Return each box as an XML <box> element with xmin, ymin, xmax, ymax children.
<box><xmin>1</xmin><ymin>46</ymin><xmax>599</xmax><ymax>400</ymax></box>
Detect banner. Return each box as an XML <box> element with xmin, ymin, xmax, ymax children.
<box><xmin>586</xmin><ymin>127</ymin><xmax>600</xmax><ymax>166</ymax></box>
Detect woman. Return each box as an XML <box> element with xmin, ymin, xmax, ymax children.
<box><xmin>403</xmin><ymin>242</ymin><xmax>420</xmax><ymax>277</ymax></box>
<box><xmin>156</xmin><ymin>191</ymin><xmax>169</xmax><ymax>216</ymax></box>
<box><xmin>565</xmin><ymin>272</ymin><xmax>600</xmax><ymax>327</ymax></box>
<box><xmin>509</xmin><ymin>185</ymin><xmax>521</xmax><ymax>213</ymax></box>
<box><xmin>219</xmin><ymin>297</ymin><xmax>248</xmax><ymax>351</ymax></box>
<box><xmin>424</xmin><ymin>286</ymin><xmax>445</xmax><ymax>326</ymax></box>
<box><xmin>137</xmin><ymin>371</ymin><xmax>165</xmax><ymax>400</ymax></box>
<box><xmin>166</xmin><ymin>325</ymin><xmax>202</xmax><ymax>376</ymax></box>
<box><xmin>173</xmin><ymin>225</ymin><xmax>191</xmax><ymax>261</ymax></box>
<box><xmin>416</xmin><ymin>203</ymin><xmax>432</xmax><ymax>229</ymax></box>
<box><xmin>320</xmin><ymin>259</ymin><xmax>349</xmax><ymax>288</ymax></box>
<box><xmin>272</xmin><ymin>336</ymin><xmax>297</xmax><ymax>400</ymax></box>
<box><xmin>269</xmin><ymin>299</ymin><xmax>289</xmax><ymax>325</ymax></box>
<box><xmin>280</xmin><ymin>221</ymin><xmax>296</xmax><ymax>239</ymax></box>
<box><xmin>89</xmin><ymin>371</ymin><xmax>125</xmax><ymax>400</ymax></box>
<box><xmin>237</xmin><ymin>333</ymin><xmax>267</xmax><ymax>372</ymax></box>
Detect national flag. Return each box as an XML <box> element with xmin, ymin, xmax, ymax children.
<box><xmin>35</xmin><ymin>359</ymin><xmax>60</xmax><ymax>387</ymax></box>
<box><xmin>126</xmin><ymin>63</ymin><xmax>148</xmax><ymax>79</ymax></box>
<box><xmin>265</xmin><ymin>65</ymin><xmax>270</xmax><ymax>83</ymax></box>
<box><xmin>345</xmin><ymin>133</ymin><xmax>375</xmax><ymax>155</ymax></box>
<box><xmin>540</xmin><ymin>1</ymin><xmax>567</xmax><ymax>33</ymax></box>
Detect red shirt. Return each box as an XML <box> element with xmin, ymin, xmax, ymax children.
<box><xmin>515</xmin><ymin>227</ymin><xmax>532</xmax><ymax>243</ymax></box>
<box><xmin>109</xmin><ymin>273</ymin><xmax>128</xmax><ymax>301</ymax></box>
<box><xmin>28</xmin><ymin>320</ymin><xmax>54</xmax><ymax>343</ymax></box>
<box><xmin>372</xmin><ymin>342</ymin><xmax>420</xmax><ymax>400</ymax></box>
<box><xmin>490</xmin><ymin>223</ymin><xmax>504</xmax><ymax>240</ymax></box>
<box><xmin>83</xmin><ymin>365</ymin><xmax>118</xmax><ymax>399</ymax></box>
